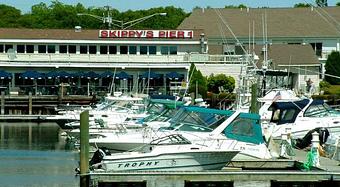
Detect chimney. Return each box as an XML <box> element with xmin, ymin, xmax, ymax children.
<box><xmin>200</xmin><ymin>33</ymin><xmax>206</xmax><ymax>54</ymax></box>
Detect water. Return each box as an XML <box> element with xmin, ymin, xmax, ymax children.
<box><xmin>0</xmin><ymin>122</ymin><xmax>79</xmax><ymax>187</ymax></box>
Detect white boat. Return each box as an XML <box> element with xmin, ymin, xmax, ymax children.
<box><xmin>90</xmin><ymin>134</ymin><xmax>239</xmax><ymax>171</ymax></box>
<box><xmin>89</xmin><ymin>107</ymin><xmax>272</xmax><ymax>160</ymax></box>
<box><xmin>264</xmin><ymin>98</ymin><xmax>340</xmax><ymax>139</ymax></box>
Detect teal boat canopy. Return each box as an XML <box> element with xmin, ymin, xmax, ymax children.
<box><xmin>149</xmin><ymin>99</ymin><xmax>184</xmax><ymax>109</ymax></box>
<box><xmin>224</xmin><ymin>113</ymin><xmax>264</xmax><ymax>145</ymax></box>
<box><xmin>181</xmin><ymin>106</ymin><xmax>235</xmax><ymax>116</ymax></box>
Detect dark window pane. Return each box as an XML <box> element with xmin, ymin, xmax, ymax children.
<box><xmin>149</xmin><ymin>46</ymin><xmax>156</xmax><ymax>55</ymax></box>
<box><xmin>38</xmin><ymin>45</ymin><xmax>46</xmax><ymax>53</ymax></box>
<box><xmin>68</xmin><ymin>45</ymin><xmax>76</xmax><ymax>54</ymax></box>
<box><xmin>129</xmin><ymin>46</ymin><xmax>137</xmax><ymax>54</ymax></box>
<box><xmin>109</xmin><ymin>46</ymin><xmax>117</xmax><ymax>54</ymax></box>
<box><xmin>59</xmin><ymin>45</ymin><xmax>67</xmax><ymax>53</ymax></box>
<box><xmin>80</xmin><ymin>45</ymin><xmax>87</xmax><ymax>54</ymax></box>
<box><xmin>140</xmin><ymin>46</ymin><xmax>147</xmax><ymax>55</ymax></box>
<box><xmin>89</xmin><ymin>45</ymin><xmax>96</xmax><ymax>54</ymax></box>
<box><xmin>169</xmin><ymin>46</ymin><xmax>177</xmax><ymax>55</ymax></box>
<box><xmin>161</xmin><ymin>46</ymin><xmax>168</xmax><ymax>55</ymax></box>
<box><xmin>5</xmin><ymin>45</ymin><xmax>13</xmax><ymax>53</ymax></box>
<box><xmin>17</xmin><ymin>45</ymin><xmax>25</xmax><ymax>53</ymax></box>
<box><xmin>120</xmin><ymin>46</ymin><xmax>128</xmax><ymax>54</ymax></box>
<box><xmin>47</xmin><ymin>45</ymin><xmax>55</xmax><ymax>53</ymax></box>
<box><xmin>0</xmin><ymin>45</ymin><xmax>3</xmax><ymax>53</ymax></box>
<box><xmin>100</xmin><ymin>46</ymin><xmax>107</xmax><ymax>54</ymax></box>
<box><xmin>26</xmin><ymin>45</ymin><xmax>34</xmax><ymax>53</ymax></box>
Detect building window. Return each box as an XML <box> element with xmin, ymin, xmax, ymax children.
<box><xmin>68</xmin><ymin>45</ymin><xmax>76</xmax><ymax>54</ymax></box>
<box><xmin>169</xmin><ymin>46</ymin><xmax>177</xmax><ymax>55</ymax></box>
<box><xmin>109</xmin><ymin>46</ymin><xmax>117</xmax><ymax>54</ymax></box>
<box><xmin>5</xmin><ymin>45</ymin><xmax>13</xmax><ymax>53</ymax></box>
<box><xmin>149</xmin><ymin>46</ymin><xmax>156</xmax><ymax>55</ymax></box>
<box><xmin>310</xmin><ymin>43</ymin><xmax>322</xmax><ymax>57</ymax></box>
<box><xmin>80</xmin><ymin>45</ymin><xmax>87</xmax><ymax>54</ymax></box>
<box><xmin>100</xmin><ymin>46</ymin><xmax>108</xmax><ymax>54</ymax></box>
<box><xmin>120</xmin><ymin>46</ymin><xmax>128</xmax><ymax>54</ymax></box>
<box><xmin>47</xmin><ymin>45</ymin><xmax>55</xmax><ymax>53</ymax></box>
<box><xmin>161</xmin><ymin>46</ymin><xmax>169</xmax><ymax>55</ymax></box>
<box><xmin>89</xmin><ymin>45</ymin><xmax>97</xmax><ymax>54</ymax></box>
<box><xmin>38</xmin><ymin>45</ymin><xmax>46</xmax><ymax>53</ymax></box>
<box><xmin>59</xmin><ymin>45</ymin><xmax>67</xmax><ymax>53</ymax></box>
<box><xmin>26</xmin><ymin>45</ymin><xmax>34</xmax><ymax>53</ymax></box>
<box><xmin>17</xmin><ymin>45</ymin><xmax>25</xmax><ymax>53</ymax></box>
<box><xmin>129</xmin><ymin>46</ymin><xmax>137</xmax><ymax>54</ymax></box>
<box><xmin>0</xmin><ymin>44</ymin><xmax>3</xmax><ymax>53</ymax></box>
<box><xmin>140</xmin><ymin>46</ymin><xmax>148</xmax><ymax>55</ymax></box>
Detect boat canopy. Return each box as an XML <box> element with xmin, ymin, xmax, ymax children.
<box><xmin>169</xmin><ymin>106</ymin><xmax>234</xmax><ymax>129</ymax></box>
<box><xmin>224</xmin><ymin>113</ymin><xmax>264</xmax><ymax>144</ymax></box>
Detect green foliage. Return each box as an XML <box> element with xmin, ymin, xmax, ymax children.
<box><xmin>294</xmin><ymin>3</ymin><xmax>311</xmax><ymax>7</ymax></box>
<box><xmin>188</xmin><ymin>63</ymin><xmax>207</xmax><ymax>98</ymax></box>
<box><xmin>319</xmin><ymin>80</ymin><xmax>331</xmax><ymax>90</ymax></box>
<box><xmin>207</xmin><ymin>73</ymin><xmax>235</xmax><ymax>94</ymax></box>
<box><xmin>0</xmin><ymin>4</ymin><xmax>22</xmax><ymax>27</ymax></box>
<box><xmin>225</xmin><ymin>4</ymin><xmax>247</xmax><ymax>8</ymax></box>
<box><xmin>0</xmin><ymin>3</ymin><xmax>188</xmax><ymax>29</ymax></box>
<box><xmin>325</xmin><ymin>51</ymin><xmax>340</xmax><ymax>85</ymax></box>
<box><xmin>337</xmin><ymin>2</ymin><xmax>340</xmax><ymax>6</ymax></box>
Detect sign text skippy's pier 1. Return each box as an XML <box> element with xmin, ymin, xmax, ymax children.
<box><xmin>99</xmin><ymin>30</ymin><xmax>194</xmax><ymax>39</ymax></box>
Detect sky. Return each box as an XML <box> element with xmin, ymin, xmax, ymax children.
<box><xmin>1</xmin><ymin>0</ymin><xmax>339</xmax><ymax>13</ymax></box>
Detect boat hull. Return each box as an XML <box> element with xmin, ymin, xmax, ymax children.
<box><xmin>99</xmin><ymin>151</ymin><xmax>238</xmax><ymax>171</ymax></box>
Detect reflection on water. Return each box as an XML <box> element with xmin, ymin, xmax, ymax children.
<box><xmin>0</xmin><ymin>122</ymin><xmax>79</xmax><ymax>187</ymax></box>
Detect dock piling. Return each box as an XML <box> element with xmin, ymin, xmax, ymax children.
<box><xmin>1</xmin><ymin>91</ymin><xmax>4</xmax><ymax>115</ymax></box>
<box><xmin>28</xmin><ymin>92</ymin><xmax>32</xmax><ymax>115</ymax></box>
<box><xmin>80</xmin><ymin>110</ymin><xmax>89</xmax><ymax>187</ymax></box>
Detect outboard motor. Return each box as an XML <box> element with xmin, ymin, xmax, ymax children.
<box><xmin>89</xmin><ymin>149</ymin><xmax>106</xmax><ymax>167</ymax></box>
<box><xmin>295</xmin><ymin>127</ymin><xmax>330</xmax><ymax>149</ymax></box>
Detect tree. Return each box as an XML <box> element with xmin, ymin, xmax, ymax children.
<box><xmin>294</xmin><ymin>3</ymin><xmax>311</xmax><ymax>7</ymax></box>
<box><xmin>188</xmin><ymin>63</ymin><xmax>207</xmax><ymax>98</ymax></box>
<box><xmin>207</xmin><ymin>74</ymin><xmax>235</xmax><ymax>94</ymax></box>
<box><xmin>337</xmin><ymin>2</ymin><xmax>340</xmax><ymax>6</ymax></box>
<box><xmin>0</xmin><ymin>4</ymin><xmax>22</xmax><ymax>27</ymax></box>
<box><xmin>225</xmin><ymin>4</ymin><xmax>247</xmax><ymax>8</ymax></box>
<box><xmin>0</xmin><ymin>3</ymin><xmax>189</xmax><ymax>29</ymax></box>
<box><xmin>325</xmin><ymin>51</ymin><xmax>340</xmax><ymax>84</ymax></box>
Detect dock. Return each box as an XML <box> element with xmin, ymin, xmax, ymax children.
<box><xmin>86</xmin><ymin>148</ymin><xmax>340</xmax><ymax>187</ymax></box>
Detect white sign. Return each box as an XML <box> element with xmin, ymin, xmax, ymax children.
<box><xmin>99</xmin><ymin>30</ymin><xmax>193</xmax><ymax>39</ymax></box>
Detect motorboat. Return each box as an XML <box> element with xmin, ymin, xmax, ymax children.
<box><xmin>264</xmin><ymin>99</ymin><xmax>340</xmax><ymax>139</ymax></box>
<box><xmin>89</xmin><ymin>107</ymin><xmax>272</xmax><ymax>160</ymax></box>
<box><xmin>90</xmin><ymin>134</ymin><xmax>239</xmax><ymax>171</ymax></box>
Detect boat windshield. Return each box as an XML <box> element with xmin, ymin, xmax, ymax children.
<box><xmin>150</xmin><ymin>134</ymin><xmax>191</xmax><ymax>145</ymax></box>
<box><xmin>160</xmin><ymin>123</ymin><xmax>213</xmax><ymax>132</ymax></box>
<box><xmin>304</xmin><ymin>102</ymin><xmax>340</xmax><ymax>117</ymax></box>
<box><xmin>169</xmin><ymin>107</ymin><xmax>231</xmax><ymax>129</ymax></box>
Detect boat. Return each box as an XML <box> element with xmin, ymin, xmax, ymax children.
<box><xmin>264</xmin><ymin>98</ymin><xmax>340</xmax><ymax>139</ymax></box>
<box><xmin>90</xmin><ymin>134</ymin><xmax>239</xmax><ymax>171</ymax></box>
<box><xmin>89</xmin><ymin>107</ymin><xmax>272</xmax><ymax>160</ymax></box>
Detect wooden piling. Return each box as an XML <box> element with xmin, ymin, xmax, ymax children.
<box><xmin>250</xmin><ymin>83</ymin><xmax>258</xmax><ymax>113</ymax></box>
<box><xmin>80</xmin><ymin>110</ymin><xmax>89</xmax><ymax>187</ymax></box>
<box><xmin>1</xmin><ymin>91</ymin><xmax>4</xmax><ymax>115</ymax></box>
<box><xmin>28</xmin><ymin>92</ymin><xmax>32</xmax><ymax>115</ymax></box>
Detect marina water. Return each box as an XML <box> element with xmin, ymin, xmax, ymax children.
<box><xmin>0</xmin><ymin>122</ymin><xmax>79</xmax><ymax>187</ymax></box>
